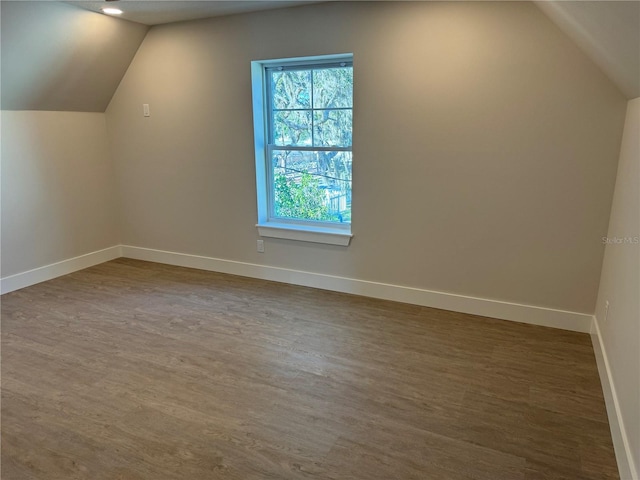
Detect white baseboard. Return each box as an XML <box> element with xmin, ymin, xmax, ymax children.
<box><xmin>0</xmin><ymin>246</ymin><xmax>122</xmax><ymax>295</ymax></box>
<box><xmin>121</xmin><ymin>245</ymin><xmax>592</xmax><ymax>333</ymax></box>
<box><xmin>591</xmin><ymin>315</ymin><xmax>638</xmax><ymax>480</ymax></box>
<box><xmin>0</xmin><ymin>244</ymin><xmax>593</xmax><ymax>333</ymax></box>
<box><xmin>1</xmin><ymin>244</ymin><xmax>626</xmax><ymax>476</ymax></box>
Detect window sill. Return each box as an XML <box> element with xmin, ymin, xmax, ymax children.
<box><xmin>256</xmin><ymin>223</ymin><xmax>352</xmax><ymax>246</ymax></box>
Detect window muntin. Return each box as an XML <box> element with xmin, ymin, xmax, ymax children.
<box><xmin>265</xmin><ymin>60</ymin><xmax>353</xmax><ymax>226</ymax></box>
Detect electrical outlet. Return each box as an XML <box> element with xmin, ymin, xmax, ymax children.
<box><xmin>604</xmin><ymin>301</ymin><xmax>609</xmax><ymax>322</ymax></box>
<box><xmin>257</xmin><ymin>239</ymin><xmax>264</xmax><ymax>253</ymax></box>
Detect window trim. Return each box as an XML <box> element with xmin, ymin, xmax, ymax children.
<box><xmin>251</xmin><ymin>53</ymin><xmax>354</xmax><ymax>246</ymax></box>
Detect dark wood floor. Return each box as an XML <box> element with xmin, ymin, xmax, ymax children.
<box><xmin>1</xmin><ymin>258</ymin><xmax>618</xmax><ymax>479</ymax></box>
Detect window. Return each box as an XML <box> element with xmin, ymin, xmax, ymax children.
<box><xmin>251</xmin><ymin>54</ymin><xmax>353</xmax><ymax>246</ymax></box>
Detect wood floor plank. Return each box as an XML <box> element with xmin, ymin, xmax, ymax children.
<box><xmin>1</xmin><ymin>258</ymin><xmax>618</xmax><ymax>479</ymax></box>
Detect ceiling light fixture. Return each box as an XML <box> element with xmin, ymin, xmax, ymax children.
<box><xmin>102</xmin><ymin>7</ymin><xmax>123</xmax><ymax>15</ymax></box>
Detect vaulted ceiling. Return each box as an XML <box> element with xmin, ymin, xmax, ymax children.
<box><xmin>1</xmin><ymin>0</ymin><xmax>638</xmax><ymax>113</ymax></box>
<box><xmin>1</xmin><ymin>1</ymin><xmax>149</xmax><ymax>111</ymax></box>
<box><xmin>65</xmin><ymin>0</ymin><xmax>324</xmax><ymax>25</ymax></box>
<box><xmin>535</xmin><ymin>1</ymin><xmax>639</xmax><ymax>99</ymax></box>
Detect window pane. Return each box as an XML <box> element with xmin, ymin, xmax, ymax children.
<box><xmin>313</xmin><ymin>109</ymin><xmax>352</xmax><ymax>147</ymax></box>
<box><xmin>272</xmin><ymin>150</ymin><xmax>352</xmax><ymax>224</ymax></box>
<box><xmin>313</xmin><ymin>67</ymin><xmax>353</xmax><ymax>109</ymax></box>
<box><xmin>272</xmin><ymin>111</ymin><xmax>312</xmax><ymax>146</ymax></box>
<box><xmin>271</xmin><ymin>70</ymin><xmax>311</xmax><ymax>109</ymax></box>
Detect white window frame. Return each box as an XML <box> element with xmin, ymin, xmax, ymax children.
<box><xmin>251</xmin><ymin>54</ymin><xmax>353</xmax><ymax>246</ymax></box>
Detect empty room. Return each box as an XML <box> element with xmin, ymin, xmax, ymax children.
<box><xmin>1</xmin><ymin>0</ymin><xmax>638</xmax><ymax>478</ymax></box>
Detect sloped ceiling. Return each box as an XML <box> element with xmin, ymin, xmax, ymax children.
<box><xmin>66</xmin><ymin>0</ymin><xmax>324</xmax><ymax>26</ymax></box>
<box><xmin>1</xmin><ymin>1</ymin><xmax>149</xmax><ymax>111</ymax></box>
<box><xmin>1</xmin><ymin>1</ymin><xmax>638</xmax><ymax>113</ymax></box>
<box><xmin>536</xmin><ymin>0</ymin><xmax>639</xmax><ymax>99</ymax></box>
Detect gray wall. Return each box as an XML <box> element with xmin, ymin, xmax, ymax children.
<box><xmin>0</xmin><ymin>2</ymin><xmax>142</xmax><ymax>278</ymax></box>
<box><xmin>1</xmin><ymin>1</ymin><xmax>148</xmax><ymax>112</ymax></box>
<box><xmin>1</xmin><ymin>111</ymin><xmax>120</xmax><ymax>277</ymax></box>
<box><xmin>106</xmin><ymin>1</ymin><xmax>626</xmax><ymax>314</ymax></box>
<box><xmin>595</xmin><ymin>97</ymin><xmax>640</xmax><ymax>479</ymax></box>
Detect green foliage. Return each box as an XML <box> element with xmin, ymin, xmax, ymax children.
<box><xmin>269</xmin><ymin>64</ymin><xmax>353</xmax><ymax>223</ymax></box>
<box><xmin>271</xmin><ymin>66</ymin><xmax>353</xmax><ymax>148</ymax></box>
<box><xmin>274</xmin><ymin>173</ymin><xmax>332</xmax><ymax>221</ymax></box>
